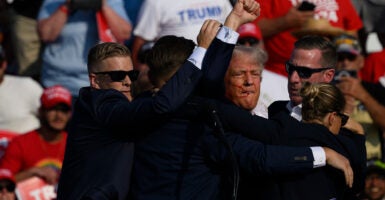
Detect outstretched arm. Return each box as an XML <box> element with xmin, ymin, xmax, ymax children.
<box><xmin>205</xmin><ymin>131</ymin><xmax>353</xmax><ymax>187</ymax></box>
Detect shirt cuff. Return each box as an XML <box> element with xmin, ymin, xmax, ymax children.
<box><xmin>216</xmin><ymin>26</ymin><xmax>239</xmax><ymax>44</ymax></box>
<box><xmin>187</xmin><ymin>46</ymin><xmax>206</xmax><ymax>70</ymax></box>
<box><xmin>310</xmin><ymin>146</ymin><xmax>326</xmax><ymax>168</ymax></box>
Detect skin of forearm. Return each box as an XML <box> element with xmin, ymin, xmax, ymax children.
<box><xmin>38</xmin><ymin>8</ymin><xmax>68</xmax><ymax>42</ymax></box>
<box><xmin>359</xmin><ymin>92</ymin><xmax>385</xmax><ymax>131</ymax></box>
<box><xmin>131</xmin><ymin>37</ymin><xmax>147</xmax><ymax>70</ymax></box>
<box><xmin>257</xmin><ymin>17</ymin><xmax>291</xmax><ymax>38</ymax></box>
<box><xmin>15</xmin><ymin>169</ymin><xmax>37</xmax><ymax>182</ymax></box>
<box><xmin>100</xmin><ymin>5</ymin><xmax>132</xmax><ymax>42</ymax></box>
<box><xmin>224</xmin><ymin>12</ymin><xmax>244</xmax><ymax>31</ymax></box>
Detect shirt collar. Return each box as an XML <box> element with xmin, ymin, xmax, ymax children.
<box><xmin>286</xmin><ymin>102</ymin><xmax>302</xmax><ymax>121</ymax></box>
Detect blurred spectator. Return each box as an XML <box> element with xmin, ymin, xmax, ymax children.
<box><xmin>0</xmin><ymin>168</ymin><xmax>16</xmax><ymax>200</ymax></box>
<box><xmin>123</xmin><ymin>0</ymin><xmax>144</xmax><ymax>49</ymax></box>
<box><xmin>8</xmin><ymin>0</ymin><xmax>44</xmax><ymax>81</ymax></box>
<box><xmin>359</xmin><ymin>160</ymin><xmax>385</xmax><ymax>200</ymax></box>
<box><xmin>340</xmin><ymin>83</ymin><xmax>385</xmax><ymax>159</ymax></box>
<box><xmin>0</xmin><ymin>85</ymin><xmax>71</xmax><ymax>185</ymax></box>
<box><xmin>255</xmin><ymin>0</ymin><xmax>362</xmax><ymax>77</ymax></box>
<box><xmin>334</xmin><ymin>34</ymin><xmax>385</xmax><ymax>160</ymax></box>
<box><xmin>136</xmin><ymin>41</ymin><xmax>154</xmax><ymax>72</ymax></box>
<box><xmin>237</xmin><ymin>22</ymin><xmax>263</xmax><ymax>48</ymax></box>
<box><xmin>37</xmin><ymin>0</ymin><xmax>132</xmax><ymax>98</ymax></box>
<box><xmin>354</xmin><ymin>0</ymin><xmax>385</xmax><ymax>35</ymax></box>
<box><xmin>131</xmin><ymin>0</ymin><xmax>233</xmax><ymax>68</ymax></box>
<box><xmin>123</xmin><ymin>0</ymin><xmax>143</xmax><ymax>30</ymax></box>
<box><xmin>0</xmin><ymin>130</ymin><xmax>18</xmax><ymax>160</ymax></box>
<box><xmin>132</xmin><ymin>41</ymin><xmax>154</xmax><ymax>97</ymax></box>
<box><xmin>0</xmin><ymin>1</ymin><xmax>15</xmax><ymax>73</ymax></box>
<box><xmin>236</xmin><ymin>22</ymin><xmax>289</xmax><ymax>118</ymax></box>
<box><xmin>349</xmin><ymin>0</ymin><xmax>385</xmax><ymax>85</ymax></box>
<box><xmin>350</xmin><ymin>0</ymin><xmax>385</xmax><ymax>53</ymax></box>
<box><xmin>0</xmin><ymin>44</ymin><xmax>43</xmax><ymax>134</ymax></box>
<box><xmin>360</xmin><ymin>33</ymin><xmax>385</xmax><ymax>84</ymax></box>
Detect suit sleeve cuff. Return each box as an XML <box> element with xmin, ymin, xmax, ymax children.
<box><xmin>187</xmin><ymin>46</ymin><xmax>207</xmax><ymax>70</ymax></box>
<box><xmin>216</xmin><ymin>26</ymin><xmax>239</xmax><ymax>44</ymax></box>
<box><xmin>310</xmin><ymin>146</ymin><xmax>326</xmax><ymax>168</ymax></box>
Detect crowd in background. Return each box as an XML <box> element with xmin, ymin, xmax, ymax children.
<box><xmin>0</xmin><ymin>0</ymin><xmax>384</xmax><ymax>199</ymax></box>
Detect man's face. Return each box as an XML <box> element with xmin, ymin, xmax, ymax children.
<box><xmin>225</xmin><ymin>54</ymin><xmax>262</xmax><ymax>111</ymax></box>
<box><xmin>287</xmin><ymin>48</ymin><xmax>334</xmax><ymax>106</ymax></box>
<box><xmin>365</xmin><ymin>173</ymin><xmax>385</xmax><ymax>200</ymax></box>
<box><xmin>336</xmin><ymin>52</ymin><xmax>363</xmax><ymax>71</ymax></box>
<box><xmin>91</xmin><ymin>56</ymin><xmax>135</xmax><ymax>101</ymax></box>
<box><xmin>41</xmin><ymin>104</ymin><xmax>72</xmax><ymax>132</ymax></box>
<box><xmin>0</xmin><ymin>180</ymin><xmax>16</xmax><ymax>200</ymax></box>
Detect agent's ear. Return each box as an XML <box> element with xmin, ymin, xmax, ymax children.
<box><xmin>328</xmin><ymin>112</ymin><xmax>339</xmax><ymax>126</ymax></box>
<box><xmin>89</xmin><ymin>73</ymin><xmax>101</xmax><ymax>89</ymax></box>
<box><xmin>324</xmin><ymin>68</ymin><xmax>335</xmax><ymax>82</ymax></box>
<box><xmin>322</xmin><ymin>112</ymin><xmax>333</xmax><ymax>128</ymax></box>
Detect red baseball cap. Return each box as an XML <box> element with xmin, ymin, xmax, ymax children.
<box><xmin>237</xmin><ymin>23</ymin><xmax>262</xmax><ymax>40</ymax></box>
<box><xmin>41</xmin><ymin>85</ymin><xmax>72</xmax><ymax>109</ymax></box>
<box><xmin>0</xmin><ymin>168</ymin><xmax>15</xmax><ymax>183</ymax></box>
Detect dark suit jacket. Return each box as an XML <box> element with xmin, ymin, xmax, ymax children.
<box><xmin>259</xmin><ymin>100</ymin><xmax>367</xmax><ymax>200</ymax></box>
<box><xmin>191</xmin><ymin>98</ymin><xmax>365</xmax><ymax>200</ymax></box>
<box><xmin>56</xmin><ymin>57</ymin><xmax>203</xmax><ymax>199</ymax></box>
<box><xmin>129</xmin><ymin>39</ymin><xmax>319</xmax><ymax>200</ymax></box>
<box><xmin>130</xmin><ymin>96</ymin><xmax>317</xmax><ymax>200</ymax></box>
<box><xmin>212</xmin><ymin>101</ymin><xmax>352</xmax><ymax>199</ymax></box>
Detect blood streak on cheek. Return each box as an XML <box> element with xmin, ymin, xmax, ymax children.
<box><xmin>234</xmin><ymin>84</ymin><xmax>243</xmax><ymax>90</ymax></box>
<box><xmin>233</xmin><ymin>84</ymin><xmax>249</xmax><ymax>97</ymax></box>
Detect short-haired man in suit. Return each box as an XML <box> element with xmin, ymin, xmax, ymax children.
<box><xmin>266</xmin><ymin>35</ymin><xmax>366</xmax><ymax>198</ymax></box>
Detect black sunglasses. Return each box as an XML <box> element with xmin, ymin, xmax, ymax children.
<box><xmin>337</xmin><ymin>53</ymin><xmax>357</xmax><ymax>62</ymax></box>
<box><xmin>285</xmin><ymin>62</ymin><xmax>332</xmax><ymax>79</ymax></box>
<box><xmin>237</xmin><ymin>37</ymin><xmax>260</xmax><ymax>46</ymax></box>
<box><xmin>337</xmin><ymin>112</ymin><xmax>349</xmax><ymax>126</ymax></box>
<box><xmin>0</xmin><ymin>183</ymin><xmax>15</xmax><ymax>192</ymax></box>
<box><xmin>94</xmin><ymin>70</ymin><xmax>139</xmax><ymax>82</ymax></box>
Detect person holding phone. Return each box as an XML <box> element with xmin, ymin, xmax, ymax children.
<box><xmin>334</xmin><ymin>34</ymin><xmax>385</xmax><ymax>161</ymax></box>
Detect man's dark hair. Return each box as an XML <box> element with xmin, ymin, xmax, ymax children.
<box><xmin>147</xmin><ymin>35</ymin><xmax>195</xmax><ymax>88</ymax></box>
<box><xmin>293</xmin><ymin>35</ymin><xmax>337</xmax><ymax>69</ymax></box>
